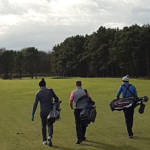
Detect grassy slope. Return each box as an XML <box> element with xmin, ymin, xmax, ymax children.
<box><xmin>0</xmin><ymin>78</ymin><xmax>150</xmax><ymax>150</ymax></box>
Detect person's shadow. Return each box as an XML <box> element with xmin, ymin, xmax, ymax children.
<box><xmin>51</xmin><ymin>139</ymin><xmax>139</xmax><ymax>150</ymax></box>
<box><xmin>81</xmin><ymin>139</ymin><xmax>139</xmax><ymax>150</ymax></box>
<box><xmin>134</xmin><ymin>136</ymin><xmax>150</xmax><ymax>143</ymax></box>
<box><xmin>52</xmin><ymin>145</ymin><xmax>78</xmax><ymax>150</ymax></box>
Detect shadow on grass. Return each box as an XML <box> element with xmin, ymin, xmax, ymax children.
<box><xmin>50</xmin><ymin>139</ymin><xmax>139</xmax><ymax>150</ymax></box>
<box><xmin>52</xmin><ymin>145</ymin><xmax>75</xmax><ymax>150</ymax></box>
<box><xmin>134</xmin><ymin>136</ymin><xmax>150</xmax><ymax>141</ymax></box>
<box><xmin>80</xmin><ymin>139</ymin><xmax>139</xmax><ymax>150</ymax></box>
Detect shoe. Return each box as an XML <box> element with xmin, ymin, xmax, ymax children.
<box><xmin>76</xmin><ymin>140</ymin><xmax>81</xmax><ymax>144</ymax></box>
<box><xmin>82</xmin><ymin>137</ymin><xmax>86</xmax><ymax>141</ymax></box>
<box><xmin>48</xmin><ymin>140</ymin><xmax>53</xmax><ymax>147</ymax></box>
<box><xmin>42</xmin><ymin>141</ymin><xmax>47</xmax><ymax>145</ymax></box>
<box><xmin>48</xmin><ymin>138</ymin><xmax>53</xmax><ymax>147</ymax></box>
<box><xmin>129</xmin><ymin>135</ymin><xmax>134</xmax><ymax>139</ymax></box>
<box><xmin>76</xmin><ymin>139</ymin><xmax>83</xmax><ymax>144</ymax></box>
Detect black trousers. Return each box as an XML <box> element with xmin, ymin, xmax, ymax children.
<box><xmin>123</xmin><ymin>107</ymin><xmax>134</xmax><ymax>136</ymax></box>
<box><xmin>40</xmin><ymin>112</ymin><xmax>53</xmax><ymax>141</ymax></box>
<box><xmin>74</xmin><ymin>109</ymin><xmax>87</xmax><ymax>140</ymax></box>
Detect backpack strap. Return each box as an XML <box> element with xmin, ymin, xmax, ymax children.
<box><xmin>49</xmin><ymin>88</ymin><xmax>59</xmax><ymax>102</ymax></box>
<box><xmin>75</xmin><ymin>90</ymin><xmax>89</xmax><ymax>107</ymax></box>
<box><xmin>123</xmin><ymin>84</ymin><xmax>136</xmax><ymax>97</ymax></box>
<box><xmin>84</xmin><ymin>89</ymin><xmax>88</xmax><ymax>95</ymax></box>
<box><xmin>84</xmin><ymin>89</ymin><xmax>95</xmax><ymax>105</ymax></box>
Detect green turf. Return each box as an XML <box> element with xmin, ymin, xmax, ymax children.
<box><xmin>0</xmin><ymin>77</ymin><xmax>150</xmax><ymax>150</ymax></box>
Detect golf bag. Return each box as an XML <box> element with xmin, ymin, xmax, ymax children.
<box><xmin>109</xmin><ymin>96</ymin><xmax>148</xmax><ymax>113</ymax></box>
<box><xmin>47</xmin><ymin>100</ymin><xmax>62</xmax><ymax>123</ymax></box>
<box><xmin>80</xmin><ymin>105</ymin><xmax>97</xmax><ymax>126</ymax></box>
<box><xmin>76</xmin><ymin>90</ymin><xmax>97</xmax><ymax>126</ymax></box>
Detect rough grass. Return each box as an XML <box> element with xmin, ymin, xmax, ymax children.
<box><xmin>0</xmin><ymin>77</ymin><xmax>150</xmax><ymax>150</ymax></box>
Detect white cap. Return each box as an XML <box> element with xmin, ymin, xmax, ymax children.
<box><xmin>122</xmin><ymin>75</ymin><xmax>129</xmax><ymax>82</ymax></box>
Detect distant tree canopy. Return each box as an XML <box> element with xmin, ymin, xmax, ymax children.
<box><xmin>51</xmin><ymin>24</ymin><xmax>150</xmax><ymax>77</ymax></box>
<box><xmin>0</xmin><ymin>24</ymin><xmax>150</xmax><ymax>79</ymax></box>
<box><xmin>0</xmin><ymin>47</ymin><xmax>51</xmax><ymax>79</ymax></box>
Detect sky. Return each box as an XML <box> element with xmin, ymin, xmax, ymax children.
<box><xmin>0</xmin><ymin>0</ymin><xmax>150</xmax><ymax>51</ymax></box>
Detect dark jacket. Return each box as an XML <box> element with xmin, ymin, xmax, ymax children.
<box><xmin>32</xmin><ymin>87</ymin><xmax>58</xmax><ymax>116</ymax></box>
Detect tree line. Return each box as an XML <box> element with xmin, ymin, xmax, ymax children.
<box><xmin>51</xmin><ymin>24</ymin><xmax>150</xmax><ymax>77</ymax></box>
<box><xmin>0</xmin><ymin>47</ymin><xmax>50</xmax><ymax>79</ymax></box>
<box><xmin>0</xmin><ymin>24</ymin><xmax>150</xmax><ymax>79</ymax></box>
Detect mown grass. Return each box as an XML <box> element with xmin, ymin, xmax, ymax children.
<box><xmin>0</xmin><ymin>77</ymin><xmax>150</xmax><ymax>150</ymax></box>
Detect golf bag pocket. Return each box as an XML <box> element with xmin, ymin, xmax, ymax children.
<box><xmin>80</xmin><ymin>109</ymin><xmax>90</xmax><ymax>126</ymax></box>
<box><xmin>47</xmin><ymin>110</ymin><xmax>60</xmax><ymax>123</ymax></box>
<box><xmin>138</xmin><ymin>103</ymin><xmax>145</xmax><ymax>114</ymax></box>
<box><xmin>89</xmin><ymin>107</ymin><xmax>97</xmax><ymax>122</ymax></box>
<box><xmin>47</xmin><ymin>100</ymin><xmax>61</xmax><ymax>123</ymax></box>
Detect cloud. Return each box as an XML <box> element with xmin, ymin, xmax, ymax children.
<box><xmin>0</xmin><ymin>0</ymin><xmax>150</xmax><ymax>50</ymax></box>
<box><xmin>0</xmin><ymin>21</ymin><xmax>94</xmax><ymax>51</ymax></box>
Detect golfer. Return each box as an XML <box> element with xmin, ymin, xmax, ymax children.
<box><xmin>32</xmin><ymin>78</ymin><xmax>59</xmax><ymax>146</ymax></box>
<box><xmin>70</xmin><ymin>80</ymin><xmax>92</xmax><ymax>144</ymax></box>
<box><xmin>116</xmin><ymin>75</ymin><xmax>137</xmax><ymax>138</ymax></box>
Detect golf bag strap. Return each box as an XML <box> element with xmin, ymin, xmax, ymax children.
<box><xmin>76</xmin><ymin>89</ymin><xmax>95</xmax><ymax>107</ymax></box>
<box><xmin>50</xmin><ymin>88</ymin><xmax>59</xmax><ymax>102</ymax></box>
<box><xmin>84</xmin><ymin>89</ymin><xmax>88</xmax><ymax>95</ymax></box>
<box><xmin>123</xmin><ymin>84</ymin><xmax>136</xmax><ymax>97</ymax></box>
<box><xmin>76</xmin><ymin>92</ymin><xmax>89</xmax><ymax>107</ymax></box>
<box><xmin>84</xmin><ymin>89</ymin><xmax>95</xmax><ymax>105</ymax></box>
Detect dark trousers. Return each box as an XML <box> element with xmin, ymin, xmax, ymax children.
<box><xmin>123</xmin><ymin>107</ymin><xmax>134</xmax><ymax>136</ymax></box>
<box><xmin>40</xmin><ymin>112</ymin><xmax>53</xmax><ymax>141</ymax></box>
<box><xmin>74</xmin><ymin>109</ymin><xmax>87</xmax><ymax>140</ymax></box>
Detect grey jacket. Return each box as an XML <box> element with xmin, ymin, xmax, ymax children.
<box><xmin>32</xmin><ymin>87</ymin><xmax>59</xmax><ymax>116</ymax></box>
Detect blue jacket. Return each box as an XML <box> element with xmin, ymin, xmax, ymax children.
<box><xmin>117</xmin><ymin>82</ymin><xmax>137</xmax><ymax>98</ymax></box>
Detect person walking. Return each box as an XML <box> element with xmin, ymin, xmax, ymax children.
<box><xmin>70</xmin><ymin>80</ymin><xmax>93</xmax><ymax>144</ymax></box>
<box><xmin>32</xmin><ymin>78</ymin><xmax>59</xmax><ymax>146</ymax></box>
<box><xmin>116</xmin><ymin>75</ymin><xmax>137</xmax><ymax>138</ymax></box>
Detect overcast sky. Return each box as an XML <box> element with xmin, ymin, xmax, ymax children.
<box><xmin>0</xmin><ymin>0</ymin><xmax>150</xmax><ymax>51</ymax></box>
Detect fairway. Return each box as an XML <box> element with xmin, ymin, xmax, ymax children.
<box><xmin>0</xmin><ymin>78</ymin><xmax>150</xmax><ymax>150</ymax></box>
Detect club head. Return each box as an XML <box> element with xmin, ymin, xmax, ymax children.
<box><xmin>143</xmin><ymin>96</ymin><xmax>148</xmax><ymax>102</ymax></box>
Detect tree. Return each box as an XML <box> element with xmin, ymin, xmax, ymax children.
<box><xmin>1</xmin><ymin>50</ymin><xmax>15</xmax><ymax>79</ymax></box>
<box><xmin>15</xmin><ymin>51</ymin><xmax>24</xmax><ymax>78</ymax></box>
<box><xmin>22</xmin><ymin>47</ymin><xmax>39</xmax><ymax>78</ymax></box>
<box><xmin>51</xmin><ymin>35</ymin><xmax>86</xmax><ymax>77</ymax></box>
